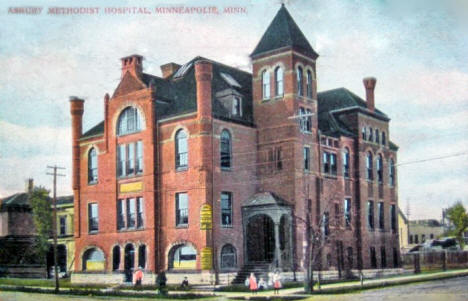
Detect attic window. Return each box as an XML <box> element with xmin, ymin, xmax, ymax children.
<box><xmin>220</xmin><ymin>72</ymin><xmax>241</xmax><ymax>88</ymax></box>
<box><xmin>173</xmin><ymin>62</ymin><xmax>192</xmax><ymax>78</ymax></box>
<box><xmin>232</xmin><ymin>97</ymin><xmax>242</xmax><ymax>116</ymax></box>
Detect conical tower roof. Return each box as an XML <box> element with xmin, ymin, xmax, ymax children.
<box><xmin>251</xmin><ymin>4</ymin><xmax>318</xmax><ymax>58</ymax></box>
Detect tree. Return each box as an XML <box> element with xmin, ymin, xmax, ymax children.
<box><xmin>445</xmin><ymin>202</ymin><xmax>468</xmax><ymax>249</ymax></box>
<box><xmin>29</xmin><ymin>187</ymin><xmax>52</xmax><ymax>262</ymax></box>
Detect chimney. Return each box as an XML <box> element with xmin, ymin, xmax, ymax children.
<box><xmin>69</xmin><ymin>96</ymin><xmax>84</xmax><ymax>191</ymax></box>
<box><xmin>160</xmin><ymin>62</ymin><xmax>181</xmax><ymax>79</ymax></box>
<box><xmin>363</xmin><ymin>77</ymin><xmax>376</xmax><ymax>112</ymax></box>
<box><xmin>121</xmin><ymin>54</ymin><xmax>143</xmax><ymax>79</ymax></box>
<box><xmin>25</xmin><ymin>178</ymin><xmax>34</xmax><ymax>193</ymax></box>
<box><xmin>195</xmin><ymin>60</ymin><xmax>213</xmax><ymax>120</ymax></box>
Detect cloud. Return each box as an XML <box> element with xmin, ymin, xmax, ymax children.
<box><xmin>0</xmin><ymin>121</ymin><xmax>72</xmax><ymax>198</ymax></box>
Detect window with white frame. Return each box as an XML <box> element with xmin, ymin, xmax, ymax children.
<box><xmin>175</xmin><ymin>129</ymin><xmax>188</xmax><ymax>169</ymax></box>
<box><xmin>117</xmin><ymin>197</ymin><xmax>144</xmax><ymax>230</ymax></box>
<box><xmin>296</xmin><ymin>66</ymin><xmax>303</xmax><ymax>96</ymax></box>
<box><xmin>221</xmin><ymin>192</ymin><xmax>232</xmax><ymax>227</ymax></box>
<box><xmin>262</xmin><ymin>70</ymin><xmax>270</xmax><ymax>99</ymax></box>
<box><xmin>88</xmin><ymin>148</ymin><xmax>98</xmax><ymax>184</ymax></box>
<box><xmin>232</xmin><ymin>97</ymin><xmax>242</xmax><ymax>116</ymax></box>
<box><xmin>176</xmin><ymin>193</ymin><xmax>189</xmax><ymax>227</ymax></box>
<box><xmin>117</xmin><ymin>106</ymin><xmax>142</xmax><ymax>136</ymax></box>
<box><xmin>275</xmin><ymin>67</ymin><xmax>283</xmax><ymax>96</ymax></box>
<box><xmin>88</xmin><ymin>203</ymin><xmax>99</xmax><ymax>233</ymax></box>
<box><xmin>306</xmin><ymin>70</ymin><xmax>313</xmax><ymax>98</ymax></box>
<box><xmin>304</xmin><ymin>147</ymin><xmax>310</xmax><ymax>171</ymax></box>
<box><xmin>117</xmin><ymin>141</ymin><xmax>143</xmax><ymax>177</ymax></box>
<box><xmin>344</xmin><ymin>199</ymin><xmax>351</xmax><ymax>227</ymax></box>
<box><xmin>343</xmin><ymin>148</ymin><xmax>350</xmax><ymax>178</ymax></box>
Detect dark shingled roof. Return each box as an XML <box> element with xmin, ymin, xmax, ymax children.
<box><xmin>243</xmin><ymin>192</ymin><xmax>291</xmax><ymax>207</ymax></box>
<box><xmin>251</xmin><ymin>4</ymin><xmax>318</xmax><ymax>58</ymax></box>
<box><xmin>57</xmin><ymin>195</ymin><xmax>73</xmax><ymax>205</ymax></box>
<box><xmin>81</xmin><ymin>56</ymin><xmax>254</xmax><ymax>139</ymax></box>
<box><xmin>317</xmin><ymin>88</ymin><xmax>389</xmax><ymax>137</ymax></box>
<box><xmin>82</xmin><ymin>121</ymin><xmax>104</xmax><ymax>139</ymax></box>
<box><xmin>0</xmin><ymin>193</ymin><xmax>30</xmax><ymax>211</ymax></box>
<box><xmin>1</xmin><ymin>193</ymin><xmax>72</xmax><ymax>211</ymax></box>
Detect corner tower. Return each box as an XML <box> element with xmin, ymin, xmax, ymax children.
<box><xmin>251</xmin><ymin>4</ymin><xmax>321</xmax><ymax>269</ymax></box>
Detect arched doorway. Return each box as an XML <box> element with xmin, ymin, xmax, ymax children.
<box><xmin>246</xmin><ymin>214</ymin><xmax>275</xmax><ymax>262</ymax></box>
<box><xmin>168</xmin><ymin>244</ymin><xmax>197</xmax><ymax>270</ymax></box>
<box><xmin>124</xmin><ymin>244</ymin><xmax>135</xmax><ymax>282</ymax></box>
<box><xmin>82</xmin><ymin>248</ymin><xmax>105</xmax><ymax>271</ymax></box>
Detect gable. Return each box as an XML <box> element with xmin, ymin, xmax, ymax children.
<box><xmin>113</xmin><ymin>72</ymin><xmax>147</xmax><ymax>98</ymax></box>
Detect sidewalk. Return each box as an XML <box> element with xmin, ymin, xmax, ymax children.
<box><xmin>1</xmin><ymin>269</ymin><xmax>468</xmax><ymax>299</ymax></box>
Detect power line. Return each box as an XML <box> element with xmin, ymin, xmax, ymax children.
<box><xmin>396</xmin><ymin>151</ymin><xmax>468</xmax><ymax>167</ymax></box>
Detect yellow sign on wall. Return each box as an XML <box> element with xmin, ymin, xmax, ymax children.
<box><xmin>200</xmin><ymin>204</ymin><xmax>212</xmax><ymax>230</ymax></box>
<box><xmin>120</xmin><ymin>182</ymin><xmax>143</xmax><ymax>193</ymax></box>
<box><xmin>201</xmin><ymin>247</ymin><xmax>212</xmax><ymax>270</ymax></box>
<box><xmin>86</xmin><ymin>261</ymin><xmax>105</xmax><ymax>271</ymax></box>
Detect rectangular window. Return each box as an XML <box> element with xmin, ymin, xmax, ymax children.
<box><xmin>137</xmin><ymin>197</ymin><xmax>144</xmax><ymax>228</ymax></box>
<box><xmin>221</xmin><ymin>192</ymin><xmax>232</xmax><ymax>227</ymax></box>
<box><xmin>334</xmin><ymin>203</ymin><xmax>340</xmax><ymax>227</ymax></box>
<box><xmin>368</xmin><ymin>201</ymin><xmax>374</xmax><ymax>229</ymax></box>
<box><xmin>343</xmin><ymin>151</ymin><xmax>350</xmax><ymax>178</ymax></box>
<box><xmin>299</xmin><ymin>107</ymin><xmax>306</xmax><ymax>132</ymax></box>
<box><xmin>136</xmin><ymin>141</ymin><xmax>143</xmax><ymax>174</ymax></box>
<box><xmin>323</xmin><ymin>212</ymin><xmax>330</xmax><ymax>237</ymax></box>
<box><xmin>88</xmin><ymin>203</ymin><xmax>98</xmax><ymax>232</ymax></box>
<box><xmin>127</xmin><ymin>198</ymin><xmax>136</xmax><ymax>228</ymax></box>
<box><xmin>344</xmin><ymin>199</ymin><xmax>351</xmax><ymax>227</ymax></box>
<box><xmin>422</xmin><ymin>234</ymin><xmax>426</xmax><ymax>243</ymax></box>
<box><xmin>330</xmin><ymin>153</ymin><xmax>337</xmax><ymax>175</ymax></box>
<box><xmin>306</xmin><ymin>109</ymin><xmax>312</xmax><ymax>132</ymax></box>
<box><xmin>59</xmin><ymin>216</ymin><xmax>67</xmax><ymax>236</ymax></box>
<box><xmin>276</xmin><ymin>148</ymin><xmax>283</xmax><ymax>170</ymax></box>
<box><xmin>415</xmin><ymin>235</ymin><xmax>419</xmax><ymax>244</ymax></box>
<box><xmin>303</xmin><ymin>147</ymin><xmax>310</xmax><ymax>171</ymax></box>
<box><xmin>390</xmin><ymin>204</ymin><xmax>396</xmax><ymax>232</ymax></box>
<box><xmin>381</xmin><ymin>247</ymin><xmax>387</xmax><ymax>268</ymax></box>
<box><xmin>117</xmin><ymin>144</ymin><xmax>126</xmax><ymax>177</ymax></box>
<box><xmin>430</xmin><ymin>233</ymin><xmax>434</xmax><ymax>239</ymax></box>
<box><xmin>378</xmin><ymin>202</ymin><xmax>384</xmax><ymax>229</ymax></box>
<box><xmin>370</xmin><ymin>247</ymin><xmax>377</xmax><ymax>268</ymax></box>
<box><xmin>176</xmin><ymin>193</ymin><xmax>189</xmax><ymax>226</ymax></box>
<box><xmin>409</xmin><ymin>235</ymin><xmax>413</xmax><ymax>244</ymax></box>
<box><xmin>127</xmin><ymin>143</ymin><xmax>135</xmax><ymax>175</ymax></box>
<box><xmin>232</xmin><ymin>97</ymin><xmax>242</xmax><ymax>116</ymax></box>
<box><xmin>117</xmin><ymin>200</ymin><xmax>125</xmax><ymax>230</ymax></box>
<box><xmin>118</xmin><ymin>142</ymin><xmax>143</xmax><ymax>177</ymax></box>
<box><xmin>323</xmin><ymin>152</ymin><xmax>329</xmax><ymax>173</ymax></box>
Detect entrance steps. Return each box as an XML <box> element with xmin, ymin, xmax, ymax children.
<box><xmin>232</xmin><ymin>262</ymin><xmax>272</xmax><ymax>285</ymax></box>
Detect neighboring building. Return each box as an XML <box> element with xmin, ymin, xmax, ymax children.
<box><xmin>47</xmin><ymin>195</ymin><xmax>75</xmax><ymax>277</ymax></box>
<box><xmin>398</xmin><ymin>208</ymin><xmax>409</xmax><ymax>252</ymax></box>
<box><xmin>0</xmin><ymin>179</ymin><xmax>46</xmax><ymax>278</ymax></box>
<box><xmin>70</xmin><ymin>5</ymin><xmax>399</xmax><ymax>284</ymax></box>
<box><xmin>408</xmin><ymin>219</ymin><xmax>444</xmax><ymax>248</ymax></box>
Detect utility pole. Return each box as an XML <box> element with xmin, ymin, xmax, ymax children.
<box><xmin>47</xmin><ymin>165</ymin><xmax>65</xmax><ymax>294</ymax></box>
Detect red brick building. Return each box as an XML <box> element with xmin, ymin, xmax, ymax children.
<box><xmin>70</xmin><ymin>5</ymin><xmax>399</xmax><ymax>284</ymax></box>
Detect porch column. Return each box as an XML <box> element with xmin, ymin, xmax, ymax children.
<box><xmin>274</xmin><ymin>222</ymin><xmax>282</xmax><ymax>268</ymax></box>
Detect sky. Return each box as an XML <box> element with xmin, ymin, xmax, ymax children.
<box><xmin>0</xmin><ymin>0</ymin><xmax>467</xmax><ymax>220</ymax></box>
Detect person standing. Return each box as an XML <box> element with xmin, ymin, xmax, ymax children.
<box><xmin>273</xmin><ymin>270</ymin><xmax>282</xmax><ymax>295</ymax></box>
<box><xmin>249</xmin><ymin>272</ymin><xmax>258</xmax><ymax>294</ymax></box>
<box><xmin>133</xmin><ymin>267</ymin><xmax>143</xmax><ymax>288</ymax></box>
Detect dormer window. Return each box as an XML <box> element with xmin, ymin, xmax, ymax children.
<box><xmin>117</xmin><ymin>106</ymin><xmax>142</xmax><ymax>136</ymax></box>
<box><xmin>232</xmin><ymin>97</ymin><xmax>242</xmax><ymax>116</ymax></box>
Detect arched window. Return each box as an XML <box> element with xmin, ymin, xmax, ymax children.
<box><xmin>275</xmin><ymin>67</ymin><xmax>283</xmax><ymax>96</ymax></box>
<box><xmin>220</xmin><ymin>130</ymin><xmax>232</xmax><ymax>169</ymax></box>
<box><xmin>389</xmin><ymin>158</ymin><xmax>395</xmax><ymax>186</ymax></box>
<box><xmin>138</xmin><ymin>245</ymin><xmax>146</xmax><ymax>269</ymax></box>
<box><xmin>377</xmin><ymin>154</ymin><xmax>383</xmax><ymax>183</ymax></box>
<box><xmin>117</xmin><ymin>107</ymin><xmax>142</xmax><ymax>136</ymax></box>
<box><xmin>169</xmin><ymin>244</ymin><xmax>197</xmax><ymax>270</ymax></box>
<box><xmin>175</xmin><ymin>129</ymin><xmax>188</xmax><ymax>169</ymax></box>
<box><xmin>88</xmin><ymin>148</ymin><xmax>98</xmax><ymax>183</ymax></box>
<box><xmin>262</xmin><ymin>70</ymin><xmax>270</xmax><ymax>99</ymax></box>
<box><xmin>296</xmin><ymin>67</ymin><xmax>303</xmax><ymax>96</ymax></box>
<box><xmin>306</xmin><ymin>70</ymin><xmax>313</xmax><ymax>98</ymax></box>
<box><xmin>366</xmin><ymin>152</ymin><xmax>373</xmax><ymax>181</ymax></box>
<box><xmin>112</xmin><ymin>246</ymin><xmax>120</xmax><ymax>271</ymax></box>
<box><xmin>220</xmin><ymin>244</ymin><xmax>237</xmax><ymax>269</ymax></box>
<box><xmin>82</xmin><ymin>248</ymin><xmax>105</xmax><ymax>271</ymax></box>
<box><xmin>382</xmin><ymin>132</ymin><xmax>386</xmax><ymax>146</ymax></box>
<box><xmin>343</xmin><ymin>148</ymin><xmax>350</xmax><ymax>178</ymax></box>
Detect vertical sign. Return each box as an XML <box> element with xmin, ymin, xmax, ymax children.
<box><xmin>201</xmin><ymin>247</ymin><xmax>213</xmax><ymax>270</ymax></box>
<box><xmin>200</xmin><ymin>204</ymin><xmax>212</xmax><ymax>230</ymax></box>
